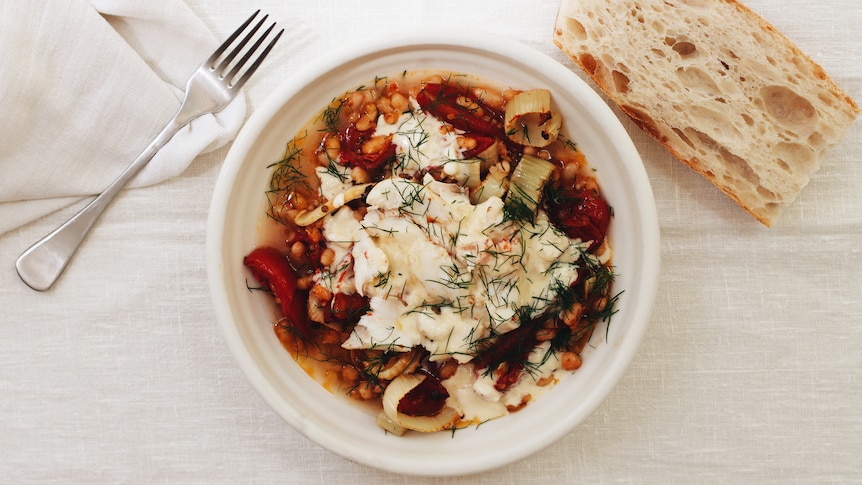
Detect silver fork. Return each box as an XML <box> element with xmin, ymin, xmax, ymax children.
<box><xmin>16</xmin><ymin>10</ymin><xmax>283</xmax><ymax>291</ymax></box>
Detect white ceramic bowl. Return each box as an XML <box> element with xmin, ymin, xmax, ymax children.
<box><xmin>207</xmin><ymin>30</ymin><xmax>660</xmax><ymax>476</ymax></box>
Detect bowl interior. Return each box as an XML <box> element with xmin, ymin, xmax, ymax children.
<box><xmin>207</xmin><ymin>31</ymin><xmax>659</xmax><ymax>476</ymax></box>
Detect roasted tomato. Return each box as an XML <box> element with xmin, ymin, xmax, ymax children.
<box><xmin>325</xmin><ymin>292</ymin><xmax>370</xmax><ymax>324</ymax></box>
<box><xmin>546</xmin><ymin>189</ymin><xmax>611</xmax><ymax>252</ymax></box>
<box><xmin>243</xmin><ymin>246</ymin><xmax>311</xmax><ymax>337</ymax></box>
<box><xmin>461</xmin><ymin>135</ymin><xmax>496</xmax><ymax>159</ymax></box>
<box><xmin>474</xmin><ymin>318</ymin><xmax>541</xmax><ymax>392</ymax></box>
<box><xmin>415</xmin><ymin>83</ymin><xmax>503</xmax><ymax>137</ymax></box>
<box><xmin>287</xmin><ymin>226</ymin><xmax>326</xmax><ymax>277</ymax></box>
<box><xmin>396</xmin><ymin>373</ymin><xmax>450</xmax><ymax>417</ymax></box>
<box><xmin>338</xmin><ymin>122</ymin><xmax>396</xmax><ymax>175</ymax></box>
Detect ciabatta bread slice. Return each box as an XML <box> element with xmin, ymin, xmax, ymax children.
<box><xmin>553</xmin><ymin>0</ymin><xmax>860</xmax><ymax>226</ymax></box>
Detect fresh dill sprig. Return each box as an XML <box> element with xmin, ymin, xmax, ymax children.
<box><xmin>321</xmin><ymin>152</ymin><xmax>351</xmax><ymax>183</ymax></box>
<box><xmin>320</xmin><ymin>98</ymin><xmax>346</xmax><ymax>133</ymax></box>
<box><xmin>542</xmin><ymin>182</ymin><xmax>565</xmax><ymax>207</ymax></box>
<box><xmin>373</xmin><ymin>270</ymin><xmax>391</xmax><ymax>288</ymax></box>
<box><xmin>429</xmin><ymin>261</ymin><xmax>472</xmax><ymax>291</ymax></box>
<box><xmin>392</xmin><ymin>179</ymin><xmax>430</xmax><ymax>217</ymax></box>
<box><xmin>264</xmin><ymin>135</ymin><xmax>316</xmax><ymax>226</ymax></box>
<box><xmin>560</xmin><ymin>135</ymin><xmax>578</xmax><ymax>153</ymax></box>
<box><xmin>448</xmin><ymin>219</ymin><xmax>464</xmax><ymax>250</ymax></box>
<box><xmin>503</xmin><ymin>185</ymin><xmax>539</xmax><ymax>226</ymax></box>
<box><xmin>267</xmin><ymin>136</ymin><xmax>310</xmax><ymax>192</ymax></box>
<box><xmin>405</xmin><ymin>300</ymin><xmax>458</xmax><ymax>318</ymax></box>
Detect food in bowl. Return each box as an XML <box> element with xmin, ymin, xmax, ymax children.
<box><xmin>242</xmin><ymin>71</ymin><xmax>618</xmax><ymax>435</ymax></box>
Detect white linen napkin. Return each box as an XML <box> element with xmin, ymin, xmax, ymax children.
<box><xmin>0</xmin><ymin>0</ymin><xmax>246</xmax><ymax>236</ymax></box>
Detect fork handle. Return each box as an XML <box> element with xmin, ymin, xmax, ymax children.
<box><xmin>15</xmin><ymin>113</ymin><xmax>191</xmax><ymax>291</ymax></box>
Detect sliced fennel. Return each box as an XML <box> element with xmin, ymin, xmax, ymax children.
<box><xmin>504</xmin><ymin>89</ymin><xmax>562</xmax><ymax>147</ymax></box>
<box><xmin>504</xmin><ymin>154</ymin><xmax>556</xmax><ymax>215</ymax></box>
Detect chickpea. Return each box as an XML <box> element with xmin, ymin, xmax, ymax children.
<box><xmin>289</xmin><ymin>241</ymin><xmax>306</xmax><ymax>261</ymax></box>
<box><xmin>422</xmin><ymin>74</ymin><xmax>445</xmax><ymax>85</ymax></box>
<box><xmin>390</xmin><ymin>92</ymin><xmax>409</xmax><ymax>112</ymax></box>
<box><xmin>562</xmin><ymin>302</ymin><xmax>584</xmax><ymax>327</ymax></box>
<box><xmin>358</xmin><ymin>381</ymin><xmax>381</xmax><ymax>400</ymax></box>
<box><xmin>354</xmin><ymin>102</ymin><xmax>379</xmax><ymax>131</ymax></box>
<box><xmin>306</xmin><ymin>226</ymin><xmax>322</xmax><ymax>244</ymax></box>
<box><xmin>351</xmin><ymin>166</ymin><xmax>370</xmax><ymax>184</ymax></box>
<box><xmin>456</xmin><ymin>96</ymin><xmax>482</xmax><ymax>116</ymax></box>
<box><xmin>363</xmin><ymin>102</ymin><xmax>378</xmax><ymax>118</ymax></box>
<box><xmin>457</xmin><ymin>136</ymin><xmax>478</xmax><ymax>151</ymax></box>
<box><xmin>324</xmin><ymin>135</ymin><xmax>341</xmax><ymax>160</ymax></box>
<box><xmin>470</xmin><ymin>87</ymin><xmax>505</xmax><ymax>109</ymax></box>
<box><xmin>502</xmin><ymin>89</ymin><xmax>520</xmax><ymax>102</ymax></box>
<box><xmin>536</xmin><ymin>375</ymin><xmax>555</xmax><ymax>387</ymax></box>
<box><xmin>341</xmin><ymin>365</ymin><xmax>360</xmax><ymax>386</ymax></box>
<box><xmin>562</xmin><ymin>159</ymin><xmax>581</xmax><ymax>185</ymax></box>
<box><xmin>296</xmin><ymin>275</ymin><xmax>313</xmax><ymax>290</ymax></box>
<box><xmin>385</xmin><ymin>81</ymin><xmax>400</xmax><ymax>94</ymax></box>
<box><xmin>376</xmin><ymin>97</ymin><xmax>394</xmax><ymax>114</ymax></box>
<box><xmin>560</xmin><ymin>351</ymin><xmax>582</xmax><ymax>371</ymax></box>
<box><xmin>348</xmin><ymin>91</ymin><xmax>368</xmax><ymax>110</ymax></box>
<box><xmin>289</xmin><ymin>191</ymin><xmax>309</xmax><ymax>211</ymax></box>
<box><xmin>576</xmin><ymin>176</ymin><xmax>600</xmax><ymax>193</ymax></box>
<box><xmin>268</xmin><ymin>202</ymin><xmax>291</xmax><ymax>225</ymax></box>
<box><xmin>283</xmin><ymin>226</ymin><xmax>297</xmax><ymax>245</ymax></box>
<box><xmin>355</xmin><ymin>116</ymin><xmax>374</xmax><ymax>132</ymax></box>
<box><xmin>319</xmin><ymin>248</ymin><xmax>336</xmax><ymax>267</ymax></box>
<box><xmin>362</xmin><ymin>135</ymin><xmax>390</xmax><ymax>155</ymax></box>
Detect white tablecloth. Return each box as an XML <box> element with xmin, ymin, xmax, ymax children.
<box><xmin>1</xmin><ymin>1</ymin><xmax>859</xmax><ymax>483</ymax></box>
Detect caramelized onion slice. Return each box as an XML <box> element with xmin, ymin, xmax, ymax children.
<box><xmin>504</xmin><ymin>89</ymin><xmax>562</xmax><ymax>147</ymax></box>
<box><xmin>293</xmin><ymin>183</ymin><xmax>372</xmax><ymax>226</ymax></box>
<box><xmin>381</xmin><ymin>373</ymin><xmax>462</xmax><ymax>433</ymax></box>
<box><xmin>393</xmin><ymin>405</ymin><xmax>461</xmax><ymax>434</ymax></box>
<box><xmin>375</xmin><ymin>349</ymin><xmax>422</xmax><ymax>381</ymax></box>
<box><xmin>376</xmin><ymin>410</ymin><xmax>408</xmax><ymax>436</ymax></box>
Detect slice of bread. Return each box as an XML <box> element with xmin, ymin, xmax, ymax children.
<box><xmin>553</xmin><ymin>0</ymin><xmax>860</xmax><ymax>226</ymax></box>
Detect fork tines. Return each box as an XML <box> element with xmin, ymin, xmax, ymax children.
<box><xmin>207</xmin><ymin>10</ymin><xmax>283</xmax><ymax>89</ymax></box>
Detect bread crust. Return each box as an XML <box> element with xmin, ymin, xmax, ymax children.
<box><xmin>553</xmin><ymin>0</ymin><xmax>860</xmax><ymax>226</ymax></box>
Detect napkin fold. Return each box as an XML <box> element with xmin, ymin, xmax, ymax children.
<box><xmin>0</xmin><ymin>0</ymin><xmax>246</xmax><ymax>236</ymax></box>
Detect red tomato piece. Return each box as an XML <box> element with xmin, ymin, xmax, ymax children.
<box><xmin>396</xmin><ymin>373</ymin><xmax>450</xmax><ymax>417</ymax></box>
<box><xmin>243</xmin><ymin>246</ymin><xmax>311</xmax><ymax>337</ymax></box>
<box><xmin>327</xmin><ymin>292</ymin><xmax>370</xmax><ymax>324</ymax></box>
<box><xmin>338</xmin><ymin>122</ymin><xmax>396</xmax><ymax>174</ymax></box>
<box><xmin>415</xmin><ymin>83</ymin><xmax>503</xmax><ymax>137</ymax></box>
<box><xmin>547</xmin><ymin>189</ymin><xmax>611</xmax><ymax>252</ymax></box>
<box><xmin>461</xmin><ymin>135</ymin><xmax>496</xmax><ymax>159</ymax></box>
<box><xmin>474</xmin><ymin>319</ymin><xmax>541</xmax><ymax>392</ymax></box>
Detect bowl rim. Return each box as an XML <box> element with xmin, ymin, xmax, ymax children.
<box><xmin>207</xmin><ymin>28</ymin><xmax>660</xmax><ymax>476</ymax></box>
